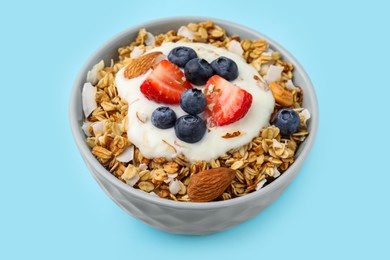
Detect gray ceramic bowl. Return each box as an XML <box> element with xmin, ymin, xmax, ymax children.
<box><xmin>69</xmin><ymin>17</ymin><xmax>318</xmax><ymax>235</ymax></box>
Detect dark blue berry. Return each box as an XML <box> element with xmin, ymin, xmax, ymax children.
<box><xmin>274</xmin><ymin>108</ymin><xmax>300</xmax><ymax>135</ymax></box>
<box><xmin>210</xmin><ymin>56</ymin><xmax>238</xmax><ymax>81</ymax></box>
<box><xmin>180</xmin><ymin>89</ymin><xmax>206</xmax><ymax>115</ymax></box>
<box><xmin>167</xmin><ymin>46</ymin><xmax>197</xmax><ymax>68</ymax></box>
<box><xmin>151</xmin><ymin>106</ymin><xmax>177</xmax><ymax>129</ymax></box>
<box><xmin>174</xmin><ymin>115</ymin><xmax>206</xmax><ymax>143</ymax></box>
<box><xmin>184</xmin><ymin>58</ymin><xmax>214</xmax><ymax>85</ymax></box>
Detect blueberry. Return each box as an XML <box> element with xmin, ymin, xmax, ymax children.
<box><xmin>151</xmin><ymin>106</ymin><xmax>177</xmax><ymax>129</ymax></box>
<box><xmin>210</xmin><ymin>56</ymin><xmax>238</xmax><ymax>81</ymax></box>
<box><xmin>167</xmin><ymin>46</ymin><xmax>197</xmax><ymax>68</ymax></box>
<box><xmin>274</xmin><ymin>108</ymin><xmax>300</xmax><ymax>135</ymax></box>
<box><xmin>174</xmin><ymin>115</ymin><xmax>207</xmax><ymax>143</ymax></box>
<box><xmin>184</xmin><ymin>58</ymin><xmax>214</xmax><ymax>85</ymax></box>
<box><xmin>180</xmin><ymin>89</ymin><xmax>206</xmax><ymax>115</ymax></box>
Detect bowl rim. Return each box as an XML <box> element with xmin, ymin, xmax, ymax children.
<box><xmin>69</xmin><ymin>16</ymin><xmax>318</xmax><ymax>210</ymax></box>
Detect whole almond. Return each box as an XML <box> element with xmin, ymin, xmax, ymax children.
<box><xmin>269</xmin><ymin>81</ymin><xmax>294</xmax><ymax>107</ymax></box>
<box><xmin>124</xmin><ymin>51</ymin><xmax>163</xmax><ymax>79</ymax></box>
<box><xmin>187</xmin><ymin>167</ymin><xmax>236</xmax><ymax>202</ymax></box>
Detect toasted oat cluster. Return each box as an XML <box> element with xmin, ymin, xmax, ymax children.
<box><xmin>82</xmin><ymin>21</ymin><xmax>310</xmax><ymax>202</ymax></box>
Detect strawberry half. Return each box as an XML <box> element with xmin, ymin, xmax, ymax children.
<box><xmin>204</xmin><ymin>75</ymin><xmax>253</xmax><ymax>126</ymax></box>
<box><xmin>140</xmin><ymin>60</ymin><xmax>193</xmax><ymax>104</ymax></box>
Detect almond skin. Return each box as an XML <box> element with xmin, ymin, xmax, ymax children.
<box><xmin>269</xmin><ymin>81</ymin><xmax>294</xmax><ymax>107</ymax></box>
<box><xmin>187</xmin><ymin>167</ymin><xmax>236</xmax><ymax>202</ymax></box>
<box><xmin>124</xmin><ymin>51</ymin><xmax>163</xmax><ymax>79</ymax></box>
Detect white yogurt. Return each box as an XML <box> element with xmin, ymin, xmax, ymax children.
<box><xmin>116</xmin><ymin>42</ymin><xmax>275</xmax><ymax>162</ymax></box>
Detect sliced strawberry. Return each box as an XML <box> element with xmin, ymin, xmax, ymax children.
<box><xmin>140</xmin><ymin>60</ymin><xmax>193</xmax><ymax>104</ymax></box>
<box><xmin>204</xmin><ymin>75</ymin><xmax>253</xmax><ymax>126</ymax></box>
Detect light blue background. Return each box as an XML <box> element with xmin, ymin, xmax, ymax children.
<box><xmin>1</xmin><ymin>0</ymin><xmax>389</xmax><ymax>259</ymax></box>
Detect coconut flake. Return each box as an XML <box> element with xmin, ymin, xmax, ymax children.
<box><xmin>261</xmin><ymin>51</ymin><xmax>273</xmax><ymax>57</ymax></box>
<box><xmin>272</xmin><ymin>139</ymin><xmax>283</xmax><ymax>149</ymax></box>
<box><xmin>130</xmin><ymin>46</ymin><xmax>144</xmax><ymax>59</ymax></box>
<box><xmin>164</xmin><ymin>173</ymin><xmax>178</xmax><ymax>184</ymax></box>
<box><xmin>264</xmin><ymin>65</ymin><xmax>284</xmax><ymax>84</ymax></box>
<box><xmin>285</xmin><ymin>79</ymin><xmax>296</xmax><ymax>91</ymax></box>
<box><xmin>139</xmin><ymin>163</ymin><xmax>148</xmax><ymax>171</ymax></box>
<box><xmin>116</xmin><ymin>146</ymin><xmax>134</xmax><ymax>163</ymax></box>
<box><xmin>148</xmin><ymin>191</ymin><xmax>158</xmax><ymax>196</ymax></box>
<box><xmin>125</xmin><ymin>173</ymin><xmax>140</xmax><ymax>187</ymax></box>
<box><xmin>92</xmin><ymin>120</ymin><xmax>105</xmax><ymax>135</ymax></box>
<box><xmin>81</xmin><ymin>121</ymin><xmax>92</xmax><ymax>137</ymax></box>
<box><xmin>86</xmin><ymin>60</ymin><xmax>104</xmax><ymax>85</ymax></box>
<box><xmin>273</xmin><ymin>167</ymin><xmax>281</xmax><ymax>178</ymax></box>
<box><xmin>82</xmin><ymin>82</ymin><xmax>97</xmax><ymax>117</ymax></box>
<box><xmin>227</xmin><ymin>40</ymin><xmax>244</xmax><ymax>56</ymax></box>
<box><xmin>169</xmin><ymin>179</ymin><xmax>181</xmax><ymax>195</ymax></box>
<box><xmin>177</xmin><ymin>26</ymin><xmax>195</xmax><ymax>40</ymax></box>
<box><xmin>256</xmin><ymin>179</ymin><xmax>267</xmax><ymax>191</ymax></box>
<box><xmin>260</xmin><ymin>63</ymin><xmax>270</xmax><ymax>76</ymax></box>
<box><xmin>168</xmin><ymin>173</ymin><xmax>178</xmax><ymax>178</ymax></box>
<box><xmin>300</xmin><ymin>108</ymin><xmax>311</xmax><ymax>126</ymax></box>
<box><xmin>145</xmin><ymin>32</ymin><xmax>155</xmax><ymax>46</ymax></box>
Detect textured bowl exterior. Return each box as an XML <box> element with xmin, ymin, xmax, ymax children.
<box><xmin>70</xmin><ymin>17</ymin><xmax>318</xmax><ymax>235</ymax></box>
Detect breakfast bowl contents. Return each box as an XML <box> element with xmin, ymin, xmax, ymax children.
<box><xmin>70</xmin><ymin>17</ymin><xmax>318</xmax><ymax>234</ymax></box>
<box><xmin>81</xmin><ymin>22</ymin><xmax>307</xmax><ymax>201</ymax></box>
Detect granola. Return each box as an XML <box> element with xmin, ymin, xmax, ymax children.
<box><xmin>81</xmin><ymin>21</ymin><xmax>310</xmax><ymax>202</ymax></box>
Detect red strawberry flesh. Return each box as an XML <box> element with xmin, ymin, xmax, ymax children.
<box><xmin>140</xmin><ymin>60</ymin><xmax>192</xmax><ymax>104</ymax></box>
<box><xmin>204</xmin><ymin>75</ymin><xmax>253</xmax><ymax>126</ymax></box>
